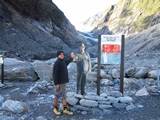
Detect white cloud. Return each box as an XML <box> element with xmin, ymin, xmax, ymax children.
<box><xmin>52</xmin><ymin>0</ymin><xmax>117</xmax><ymax>31</ymax></box>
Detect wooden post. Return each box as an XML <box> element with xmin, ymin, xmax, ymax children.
<box><xmin>120</xmin><ymin>35</ymin><xmax>125</xmax><ymax>95</ymax></box>
<box><xmin>97</xmin><ymin>35</ymin><xmax>101</xmax><ymax>96</ymax></box>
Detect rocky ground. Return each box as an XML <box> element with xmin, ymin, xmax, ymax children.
<box><xmin>0</xmin><ymin>74</ymin><xmax>160</xmax><ymax>120</ymax></box>
<box><xmin>0</xmin><ymin>58</ymin><xmax>160</xmax><ymax>120</ymax></box>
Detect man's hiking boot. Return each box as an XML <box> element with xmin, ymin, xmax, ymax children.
<box><xmin>63</xmin><ymin>108</ymin><xmax>73</xmax><ymax>115</ymax></box>
<box><xmin>53</xmin><ymin>108</ymin><xmax>61</xmax><ymax>115</ymax></box>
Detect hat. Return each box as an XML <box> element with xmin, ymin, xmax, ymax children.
<box><xmin>56</xmin><ymin>50</ymin><xmax>64</xmax><ymax>57</ymax></box>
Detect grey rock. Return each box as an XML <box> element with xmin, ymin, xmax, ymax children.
<box><xmin>66</xmin><ymin>92</ymin><xmax>75</xmax><ymax>97</ymax></box>
<box><xmin>98</xmin><ymin>100</ymin><xmax>112</xmax><ymax>105</ymax></box>
<box><xmin>36</xmin><ymin>116</ymin><xmax>47</xmax><ymax>120</ymax></box>
<box><xmin>100</xmin><ymin>93</ymin><xmax>108</xmax><ymax>98</ymax></box>
<box><xmin>75</xmin><ymin>94</ymin><xmax>84</xmax><ymax>99</ymax></box>
<box><xmin>126</xmin><ymin>104</ymin><xmax>136</xmax><ymax>111</ymax></box>
<box><xmin>135</xmin><ymin>87</ymin><xmax>149</xmax><ymax>96</ymax></box>
<box><xmin>80</xmin><ymin>99</ymin><xmax>98</xmax><ymax>107</ymax></box>
<box><xmin>101</xmin><ymin>79</ymin><xmax>114</xmax><ymax>86</ymax></box>
<box><xmin>0</xmin><ymin>83</ymin><xmax>5</xmax><ymax>88</ymax></box>
<box><xmin>118</xmin><ymin>96</ymin><xmax>133</xmax><ymax>104</ymax></box>
<box><xmin>101</xmin><ymin>70</ymin><xmax>107</xmax><ymax>79</ymax></box>
<box><xmin>124</xmin><ymin>78</ymin><xmax>142</xmax><ymax>90</ymax></box>
<box><xmin>0</xmin><ymin>95</ymin><xmax>5</xmax><ymax>106</ymax></box>
<box><xmin>148</xmin><ymin>70</ymin><xmax>157</xmax><ymax>79</ymax></box>
<box><xmin>109</xmin><ymin>91</ymin><xmax>122</xmax><ymax>97</ymax></box>
<box><xmin>3</xmin><ymin>58</ymin><xmax>38</xmax><ymax>81</ymax></box>
<box><xmin>89</xmin><ymin>119</ymin><xmax>99</xmax><ymax>120</ymax></box>
<box><xmin>84</xmin><ymin>95</ymin><xmax>107</xmax><ymax>101</ymax></box>
<box><xmin>0</xmin><ymin>115</ymin><xmax>15</xmax><ymax>120</ymax></box>
<box><xmin>111</xmin><ymin>69</ymin><xmax>120</xmax><ymax>79</ymax></box>
<box><xmin>66</xmin><ymin>97</ymin><xmax>79</xmax><ymax>106</ymax></box>
<box><xmin>99</xmin><ymin>104</ymin><xmax>112</xmax><ymax>109</ymax></box>
<box><xmin>134</xmin><ymin>67</ymin><xmax>149</xmax><ymax>78</ymax></box>
<box><xmin>10</xmin><ymin>88</ymin><xmax>20</xmax><ymax>93</ymax></box>
<box><xmin>81</xmin><ymin>111</ymin><xmax>88</xmax><ymax>115</ymax></box>
<box><xmin>27</xmin><ymin>80</ymin><xmax>51</xmax><ymax>94</ymax></box>
<box><xmin>102</xmin><ymin>109</ymin><xmax>112</xmax><ymax>114</ymax></box>
<box><xmin>91</xmin><ymin>108</ymin><xmax>103</xmax><ymax>115</ymax></box>
<box><xmin>125</xmin><ymin>67</ymin><xmax>137</xmax><ymax>77</ymax></box>
<box><xmin>32</xmin><ymin>60</ymin><xmax>54</xmax><ymax>81</ymax></box>
<box><xmin>74</xmin><ymin>105</ymin><xmax>90</xmax><ymax>111</ymax></box>
<box><xmin>147</xmin><ymin>86</ymin><xmax>160</xmax><ymax>96</ymax></box>
<box><xmin>2</xmin><ymin>100</ymin><xmax>28</xmax><ymax>113</ymax></box>
<box><xmin>107</xmin><ymin>96</ymin><xmax>119</xmax><ymax>104</ymax></box>
<box><xmin>19</xmin><ymin>115</ymin><xmax>28</xmax><ymax>120</ymax></box>
<box><xmin>113</xmin><ymin>102</ymin><xmax>127</xmax><ymax>109</ymax></box>
<box><xmin>68</xmin><ymin>63</ymin><xmax>77</xmax><ymax>80</ymax></box>
<box><xmin>136</xmin><ymin>104</ymin><xmax>144</xmax><ymax>108</ymax></box>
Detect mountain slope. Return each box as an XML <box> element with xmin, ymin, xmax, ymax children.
<box><xmin>125</xmin><ymin>23</ymin><xmax>160</xmax><ymax>67</ymax></box>
<box><xmin>0</xmin><ymin>0</ymin><xmax>82</xmax><ymax>60</ymax></box>
<box><xmin>86</xmin><ymin>0</ymin><xmax>160</xmax><ymax>35</ymax></box>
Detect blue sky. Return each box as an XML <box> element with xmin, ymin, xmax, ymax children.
<box><xmin>52</xmin><ymin>0</ymin><xmax>117</xmax><ymax>31</ymax></box>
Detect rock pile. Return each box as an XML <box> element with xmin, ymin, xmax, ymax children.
<box><xmin>66</xmin><ymin>92</ymin><xmax>137</xmax><ymax>114</ymax></box>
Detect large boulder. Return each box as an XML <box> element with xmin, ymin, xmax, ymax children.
<box><xmin>125</xmin><ymin>67</ymin><xmax>137</xmax><ymax>78</ymax></box>
<box><xmin>134</xmin><ymin>67</ymin><xmax>149</xmax><ymax>78</ymax></box>
<box><xmin>67</xmin><ymin>62</ymin><xmax>77</xmax><ymax>80</ymax></box>
<box><xmin>2</xmin><ymin>100</ymin><xmax>28</xmax><ymax>113</ymax></box>
<box><xmin>148</xmin><ymin>70</ymin><xmax>158</xmax><ymax>79</ymax></box>
<box><xmin>32</xmin><ymin>59</ymin><xmax>56</xmax><ymax>81</ymax></box>
<box><xmin>135</xmin><ymin>87</ymin><xmax>149</xmax><ymax>96</ymax></box>
<box><xmin>1</xmin><ymin>58</ymin><xmax>38</xmax><ymax>81</ymax></box>
<box><xmin>118</xmin><ymin>96</ymin><xmax>133</xmax><ymax>104</ymax></box>
<box><xmin>66</xmin><ymin>97</ymin><xmax>79</xmax><ymax>106</ymax></box>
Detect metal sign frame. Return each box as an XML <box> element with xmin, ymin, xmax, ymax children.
<box><xmin>0</xmin><ymin>55</ymin><xmax>4</xmax><ymax>84</ymax></box>
<box><xmin>157</xmin><ymin>67</ymin><xmax>160</xmax><ymax>89</ymax></box>
<box><xmin>97</xmin><ymin>35</ymin><xmax>125</xmax><ymax>95</ymax></box>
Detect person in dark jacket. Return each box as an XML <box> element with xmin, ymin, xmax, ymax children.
<box><xmin>53</xmin><ymin>51</ymin><xmax>74</xmax><ymax>115</ymax></box>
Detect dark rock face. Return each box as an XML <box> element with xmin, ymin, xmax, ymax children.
<box><xmin>0</xmin><ymin>0</ymin><xmax>82</xmax><ymax>60</ymax></box>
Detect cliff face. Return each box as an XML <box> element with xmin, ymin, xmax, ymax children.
<box><xmin>0</xmin><ymin>0</ymin><xmax>82</xmax><ymax>60</ymax></box>
<box><xmin>87</xmin><ymin>0</ymin><xmax>160</xmax><ymax>35</ymax></box>
<box><xmin>125</xmin><ymin>23</ymin><xmax>160</xmax><ymax>67</ymax></box>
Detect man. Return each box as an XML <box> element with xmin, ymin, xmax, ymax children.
<box><xmin>53</xmin><ymin>51</ymin><xmax>73</xmax><ymax>115</ymax></box>
<box><xmin>74</xmin><ymin>43</ymin><xmax>91</xmax><ymax>95</ymax></box>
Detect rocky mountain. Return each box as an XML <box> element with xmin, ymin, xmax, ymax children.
<box><xmin>125</xmin><ymin>23</ymin><xmax>160</xmax><ymax>68</ymax></box>
<box><xmin>0</xmin><ymin>0</ymin><xmax>83</xmax><ymax>60</ymax></box>
<box><xmin>85</xmin><ymin>0</ymin><xmax>160</xmax><ymax>35</ymax></box>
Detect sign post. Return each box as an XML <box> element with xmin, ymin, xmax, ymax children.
<box><xmin>0</xmin><ymin>55</ymin><xmax>4</xmax><ymax>84</ymax></box>
<box><xmin>120</xmin><ymin>35</ymin><xmax>125</xmax><ymax>95</ymax></box>
<box><xmin>98</xmin><ymin>35</ymin><xmax>125</xmax><ymax>95</ymax></box>
<box><xmin>97</xmin><ymin>36</ymin><xmax>101</xmax><ymax>95</ymax></box>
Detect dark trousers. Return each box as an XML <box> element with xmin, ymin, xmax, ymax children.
<box><xmin>77</xmin><ymin>72</ymin><xmax>86</xmax><ymax>95</ymax></box>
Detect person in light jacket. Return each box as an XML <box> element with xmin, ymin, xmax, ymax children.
<box><xmin>74</xmin><ymin>43</ymin><xmax>91</xmax><ymax>95</ymax></box>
